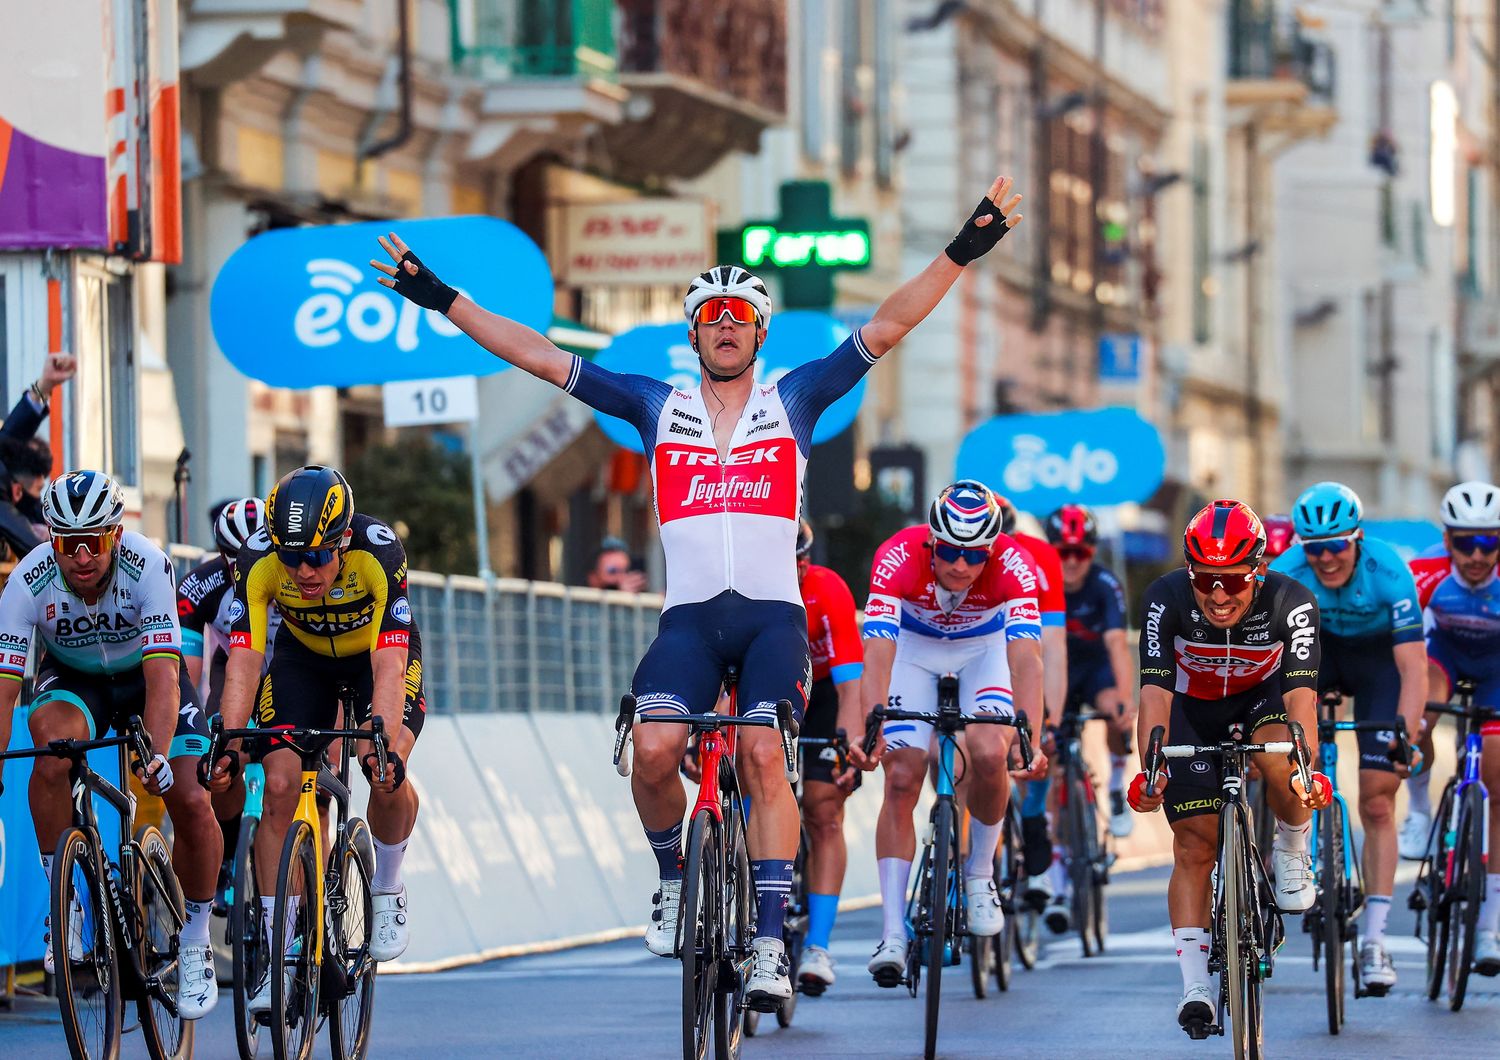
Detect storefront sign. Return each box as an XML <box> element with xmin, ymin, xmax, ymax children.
<box><xmin>558</xmin><ymin>200</ymin><xmax>709</xmax><ymax>286</ymax></box>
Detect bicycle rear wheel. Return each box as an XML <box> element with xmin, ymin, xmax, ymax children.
<box><xmin>271</xmin><ymin>820</ymin><xmax>321</xmax><ymax>1060</ymax></box>
<box><xmin>1224</xmin><ymin>808</ymin><xmax>1264</xmax><ymax>1060</ymax></box>
<box><xmin>680</xmin><ymin>810</ymin><xmax>718</xmax><ymax>1060</ymax></box>
<box><xmin>328</xmin><ymin>819</ymin><xmax>377</xmax><ymax>1060</ymax></box>
<box><xmin>1446</xmin><ymin>790</ymin><xmax>1486</xmax><ymax>1011</ymax></box>
<box><xmin>994</xmin><ymin>826</ymin><xmax>1017</xmax><ymax>991</ymax></box>
<box><xmin>52</xmin><ymin>826</ymin><xmax>122</xmax><ymax>1060</ymax></box>
<box><xmin>134</xmin><ymin>825</ymin><xmax>193</xmax><ymax>1060</ymax></box>
<box><xmin>1318</xmin><ymin>803</ymin><xmax>1346</xmax><ymax>1034</ymax></box>
<box><xmin>924</xmin><ymin>798</ymin><xmax>955</xmax><ymax>1060</ymax></box>
<box><xmin>232</xmin><ymin>812</ymin><xmax>269</xmax><ymax>1059</ymax></box>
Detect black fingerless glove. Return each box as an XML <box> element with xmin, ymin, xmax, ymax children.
<box><xmin>360</xmin><ymin>749</ymin><xmax>407</xmax><ymax>790</ymax></box>
<box><xmin>391</xmin><ymin>251</ymin><xmax>459</xmax><ymax>314</ymax></box>
<box><xmin>945</xmin><ymin>196</ymin><xmax>1012</xmax><ymax>265</ymax></box>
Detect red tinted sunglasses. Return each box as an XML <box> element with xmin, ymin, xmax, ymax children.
<box><xmin>1188</xmin><ymin>569</ymin><xmax>1258</xmax><ymax>594</ymax></box>
<box><xmin>694</xmin><ymin>297</ymin><xmax>759</xmax><ymax>326</ymax></box>
<box><xmin>1058</xmin><ymin>546</ymin><xmax>1095</xmax><ymax>562</ymax></box>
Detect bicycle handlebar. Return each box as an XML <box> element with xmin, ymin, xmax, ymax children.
<box><xmin>198</xmin><ymin>715</ymin><xmax>389</xmax><ymax>788</ymax></box>
<box><xmin>1425</xmin><ymin>700</ymin><xmax>1500</xmax><ymax>720</ymax></box>
<box><xmin>866</xmin><ymin>705</ymin><xmax>1035</xmax><ymax>771</ymax></box>
<box><xmin>613</xmin><ymin>695</ymin><xmax>803</xmax><ymax>783</ymax></box>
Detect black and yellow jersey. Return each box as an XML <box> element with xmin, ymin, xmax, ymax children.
<box><xmin>228</xmin><ymin>513</ymin><xmax>416</xmax><ymax>659</ymax></box>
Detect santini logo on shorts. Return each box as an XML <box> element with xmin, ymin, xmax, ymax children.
<box><xmin>655</xmin><ymin>440</ymin><xmax>796</xmax><ymax>524</ymax></box>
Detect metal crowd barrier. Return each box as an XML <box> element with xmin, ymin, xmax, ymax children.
<box><xmin>168</xmin><ymin>546</ymin><xmax>663</xmax><ymax>714</ymax></box>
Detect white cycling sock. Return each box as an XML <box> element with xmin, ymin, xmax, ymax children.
<box><xmin>261</xmin><ymin>896</ymin><xmax>276</xmax><ymax>954</ymax></box>
<box><xmin>1173</xmin><ymin>927</ymin><xmax>1210</xmax><ymax>991</ymax></box>
<box><xmin>1048</xmin><ymin>847</ymin><xmax>1069</xmax><ymax>895</ymax></box>
<box><xmin>1481</xmin><ymin>875</ymin><xmax>1500</xmax><ymax>935</ymax></box>
<box><xmin>262</xmin><ymin>895</ymin><xmax>305</xmax><ymax>954</ymax></box>
<box><xmin>1109</xmin><ymin>755</ymin><xmax>1127</xmax><ymax>794</ymax></box>
<box><xmin>371</xmin><ymin>835</ymin><xmax>409</xmax><ymax>895</ymax></box>
<box><xmin>1273</xmin><ymin>818</ymin><xmax>1310</xmax><ymax>853</ymax></box>
<box><xmin>878</xmin><ymin>858</ymin><xmax>912</xmax><ymax>941</ymax></box>
<box><xmin>183</xmin><ymin>898</ymin><xmax>212</xmax><ymax>945</ymax></box>
<box><xmin>1406</xmin><ymin>772</ymin><xmax>1433</xmax><ymax>817</ymax></box>
<box><xmin>1364</xmin><ymin>895</ymin><xmax>1391</xmax><ymax>943</ymax></box>
<box><xmin>964</xmin><ymin>818</ymin><xmax>1003</xmax><ymax>881</ymax></box>
<box><xmin>40</xmin><ymin>853</ymin><xmax>53</xmax><ymax>883</ymax></box>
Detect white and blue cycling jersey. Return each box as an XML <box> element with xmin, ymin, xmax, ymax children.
<box><xmin>1270</xmin><ymin>535</ymin><xmax>1423</xmax><ymax>644</ymax></box>
<box><xmin>566</xmin><ymin>332</ymin><xmax>875</xmax><ymax>612</ymax></box>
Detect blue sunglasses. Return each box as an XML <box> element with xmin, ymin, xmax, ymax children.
<box><xmin>1451</xmin><ymin>533</ymin><xmax>1500</xmax><ymax>555</ymax></box>
<box><xmin>933</xmin><ymin>542</ymin><xmax>991</xmax><ymax>565</ymax></box>
<box><xmin>1302</xmin><ymin>537</ymin><xmax>1354</xmax><ymax>558</ymax></box>
<box><xmin>276</xmin><ymin>546</ymin><xmax>340</xmax><ymax>569</ymax></box>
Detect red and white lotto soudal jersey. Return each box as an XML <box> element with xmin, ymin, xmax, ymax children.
<box><xmin>863</xmin><ymin>525</ymin><xmax>1043</xmax><ymax>643</ymax></box>
<box><xmin>567</xmin><ymin>333</ymin><xmax>875</xmax><ymax>611</ymax></box>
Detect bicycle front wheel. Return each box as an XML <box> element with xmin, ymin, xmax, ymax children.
<box><xmin>1447</xmin><ymin>789</ymin><xmax>1486</xmax><ymax>1011</ymax></box>
<box><xmin>134</xmin><ymin>825</ymin><xmax>193</xmax><ymax>1060</ymax></box>
<box><xmin>1425</xmin><ymin>782</ymin><xmax>1457</xmax><ymax>1001</ymax></box>
<box><xmin>232</xmin><ymin>812</ymin><xmax>269</xmax><ymax>1059</ymax></box>
<box><xmin>271</xmin><ymin>819</ymin><xmax>321</xmax><ymax>1060</ymax></box>
<box><xmin>994</xmin><ymin>827</ymin><xmax>1017</xmax><ymax>991</ymax></box>
<box><xmin>1318</xmin><ymin>803</ymin><xmax>1346</xmax><ymax>1034</ymax></box>
<box><xmin>1223</xmin><ymin>807</ymin><xmax>1264</xmax><ymax>1060</ymax></box>
<box><xmin>328</xmin><ymin>818</ymin><xmax>377</xmax><ymax>1060</ymax></box>
<box><xmin>714</xmin><ymin>813</ymin><xmax>752</xmax><ymax>1058</ymax></box>
<box><xmin>1066</xmin><ymin>770</ymin><xmax>1099</xmax><ymax>958</ymax></box>
<box><xmin>52</xmin><ymin>826</ymin><xmax>122</xmax><ymax>1060</ymax></box>
<box><xmin>924</xmin><ymin>798</ymin><xmax>955</xmax><ymax>1060</ymax></box>
<box><xmin>680</xmin><ymin>809</ymin><xmax>718</xmax><ymax>1060</ymax></box>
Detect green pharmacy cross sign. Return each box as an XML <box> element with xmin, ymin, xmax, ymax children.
<box><xmin>717</xmin><ymin>180</ymin><xmax>871</xmax><ymax>310</ymax></box>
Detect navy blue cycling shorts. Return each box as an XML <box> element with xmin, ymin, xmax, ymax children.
<box><xmin>632</xmin><ymin>590</ymin><xmax>811</xmax><ymax>723</ymax></box>
<box><xmin>1066</xmin><ymin>657</ymin><xmax>1116</xmax><ymax>711</ymax></box>
<box><xmin>1319</xmin><ymin>633</ymin><xmax>1402</xmax><ymax>773</ymax></box>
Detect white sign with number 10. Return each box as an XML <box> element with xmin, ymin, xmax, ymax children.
<box><xmin>382</xmin><ymin>375</ymin><xmax>479</xmax><ymax>427</ymax></box>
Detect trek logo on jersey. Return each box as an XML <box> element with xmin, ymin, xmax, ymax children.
<box><xmin>1286</xmin><ymin>602</ymin><xmax>1316</xmax><ymax>660</ymax></box>
<box><xmin>654</xmin><ymin>440</ymin><xmax>797</xmax><ymax>524</ymax></box>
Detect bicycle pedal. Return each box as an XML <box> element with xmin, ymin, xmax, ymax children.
<box><xmin>745</xmin><ymin>993</ymin><xmax>782</xmax><ymax>1014</ymax></box>
<box><xmin>1362</xmin><ymin>982</ymin><xmax>1391</xmax><ymax>998</ymax></box>
<box><xmin>871</xmin><ymin>967</ymin><xmax>905</xmax><ymax>989</ymax></box>
<box><xmin>798</xmin><ymin>979</ymin><xmax>826</xmax><ymax>998</ymax></box>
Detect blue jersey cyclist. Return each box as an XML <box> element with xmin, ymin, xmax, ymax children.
<box><xmin>1048</xmin><ymin>504</ymin><xmax>1137</xmax><ymax>842</ymax></box>
<box><xmin>373</xmin><ymin>174</ymin><xmax>1024</xmax><ymax>1010</ymax></box>
<box><xmin>1270</xmin><ymin>481</ymin><xmax>1425</xmax><ymax>992</ymax></box>
<box><xmin>1407</xmin><ymin>481</ymin><xmax>1500</xmax><ymax>976</ymax></box>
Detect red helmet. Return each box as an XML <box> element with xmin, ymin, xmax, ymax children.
<box><xmin>1184</xmin><ymin>500</ymin><xmax>1266</xmax><ymax>567</ymax></box>
<box><xmin>1045</xmin><ymin>504</ymin><xmax>1098</xmax><ymax>548</ymax></box>
<box><xmin>1262</xmin><ymin>514</ymin><xmax>1296</xmax><ymax>559</ymax></box>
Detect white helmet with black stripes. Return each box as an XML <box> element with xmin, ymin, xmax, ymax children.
<box><xmin>683</xmin><ymin>265</ymin><xmax>772</xmax><ymax>326</ymax></box>
<box><xmin>1441</xmin><ymin>480</ymin><xmax>1500</xmax><ymax>530</ymax></box>
<box><xmin>42</xmin><ymin>470</ymin><xmax>125</xmax><ymax>532</ymax></box>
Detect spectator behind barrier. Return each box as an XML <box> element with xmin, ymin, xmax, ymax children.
<box><xmin>585</xmin><ymin>536</ymin><xmax>647</xmax><ymax>593</ymax></box>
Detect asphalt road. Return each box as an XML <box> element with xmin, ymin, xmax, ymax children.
<box><xmin>3</xmin><ymin>861</ymin><xmax>1497</xmax><ymax>1058</ymax></box>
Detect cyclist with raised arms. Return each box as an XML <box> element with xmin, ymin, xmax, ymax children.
<box><xmin>1406</xmin><ymin>481</ymin><xmax>1500</xmax><ymax>974</ymax></box>
<box><xmin>794</xmin><ymin>519</ymin><xmax>864</xmax><ymax>993</ymax></box>
<box><xmin>0</xmin><ymin>471</ymin><xmax>221</xmax><ymax>1018</ymax></box>
<box><xmin>205</xmin><ymin>466</ymin><xmax>426</xmax><ymax>1012</ymax></box>
<box><xmin>1048</xmin><ymin>504</ymin><xmax>1135</xmax><ymax>839</ymax></box>
<box><xmin>862</xmin><ymin>481</ymin><xmax>1050</xmax><ymax>983</ymax></box>
<box><xmin>373</xmin><ymin>176</ymin><xmax>1024</xmax><ymax>1008</ymax></box>
<box><xmin>1269</xmin><ymin>481</ymin><xmax>1424</xmax><ymax>990</ymax></box>
<box><xmin>1129</xmin><ymin>500</ymin><xmax>1331</xmax><ymax>1034</ymax></box>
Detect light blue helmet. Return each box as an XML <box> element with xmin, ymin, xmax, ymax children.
<box><xmin>1292</xmin><ymin>481</ymin><xmax>1363</xmax><ymax>540</ymax></box>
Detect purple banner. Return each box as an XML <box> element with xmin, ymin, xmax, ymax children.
<box><xmin>0</xmin><ymin>117</ymin><xmax>108</xmax><ymax>249</ymax></box>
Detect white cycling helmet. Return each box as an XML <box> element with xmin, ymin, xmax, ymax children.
<box><xmin>214</xmin><ymin>497</ymin><xmax>267</xmax><ymax>555</ymax></box>
<box><xmin>1441</xmin><ymin>481</ymin><xmax>1500</xmax><ymax>530</ymax></box>
<box><xmin>42</xmin><ymin>470</ymin><xmax>125</xmax><ymax>532</ymax></box>
<box><xmin>929</xmin><ymin>480</ymin><xmax>1007</xmax><ymax>549</ymax></box>
<box><xmin>683</xmin><ymin>265</ymin><xmax>772</xmax><ymax>326</ymax></box>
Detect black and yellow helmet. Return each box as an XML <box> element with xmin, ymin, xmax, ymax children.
<box><xmin>266</xmin><ymin>465</ymin><xmax>354</xmax><ymax>550</ymax></box>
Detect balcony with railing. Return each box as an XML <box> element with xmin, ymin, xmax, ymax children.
<box><xmin>1226</xmin><ymin>0</ymin><xmax>1337</xmax><ymax>128</ymax></box>
<box><xmin>603</xmin><ymin>0</ymin><xmax>789</xmax><ymax>182</ymax></box>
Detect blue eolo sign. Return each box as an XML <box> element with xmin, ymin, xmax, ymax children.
<box><xmin>210</xmin><ymin>216</ymin><xmax>553</xmax><ymax>388</ymax></box>
<box><xmin>955</xmin><ymin>407</ymin><xmax>1166</xmax><ymax>512</ymax></box>
<box><xmin>590</xmin><ymin>311</ymin><xmax>867</xmax><ymax>452</ymax></box>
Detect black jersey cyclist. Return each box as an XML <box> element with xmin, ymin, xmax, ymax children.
<box><xmin>1128</xmin><ymin>500</ymin><xmax>1332</xmax><ymax>1036</ymax></box>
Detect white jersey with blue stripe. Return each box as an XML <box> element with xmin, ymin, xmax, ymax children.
<box><xmin>566</xmin><ymin>332</ymin><xmax>876</xmax><ymax>611</ymax></box>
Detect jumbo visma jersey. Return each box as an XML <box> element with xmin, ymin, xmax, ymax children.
<box><xmin>0</xmin><ymin>532</ymin><xmax>182</xmax><ymax>676</ymax></box>
<box><xmin>229</xmin><ymin>513</ymin><xmax>416</xmax><ymax>659</ymax></box>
